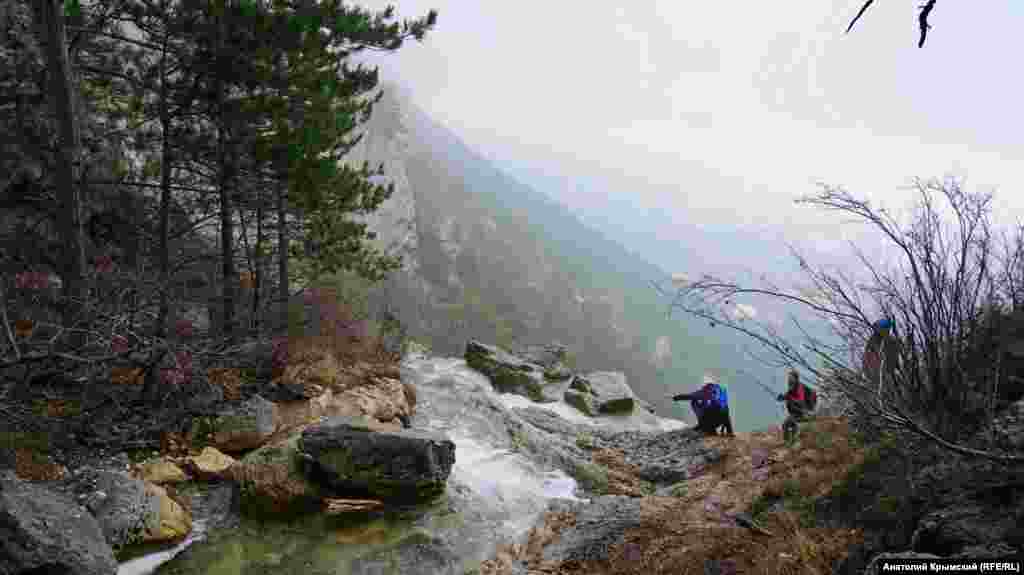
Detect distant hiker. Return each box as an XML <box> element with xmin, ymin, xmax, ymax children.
<box><xmin>670</xmin><ymin>374</ymin><xmax>735</xmax><ymax>437</ymax></box>
<box><xmin>862</xmin><ymin>318</ymin><xmax>900</xmax><ymax>387</ymax></box>
<box><xmin>777</xmin><ymin>370</ymin><xmax>817</xmax><ymax>442</ymax></box>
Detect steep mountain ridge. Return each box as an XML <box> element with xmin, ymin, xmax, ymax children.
<box><xmin>350</xmin><ymin>85</ymin><xmax>778</xmax><ymax>430</ymax></box>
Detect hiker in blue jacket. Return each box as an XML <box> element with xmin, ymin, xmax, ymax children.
<box><xmin>670</xmin><ymin>374</ymin><xmax>735</xmax><ymax>437</ymax></box>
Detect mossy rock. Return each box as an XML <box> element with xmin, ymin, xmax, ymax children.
<box><xmin>230</xmin><ymin>433</ymin><xmax>322</xmax><ymax>519</ymax></box>
<box><xmin>597</xmin><ymin>397</ymin><xmax>635</xmax><ymax>415</ymax></box>
<box><xmin>575</xmin><ymin>432</ymin><xmax>595</xmax><ymax>450</ymax></box>
<box><xmin>299</xmin><ymin>417</ymin><xmax>455</xmax><ymax>504</ymax></box>
<box><xmin>571</xmin><ymin>460</ymin><xmax>609</xmax><ymax>495</ymax></box>
<box><xmin>565</xmin><ymin>390</ymin><xmax>596</xmax><ymax>416</ymax></box>
<box><xmin>569</xmin><ymin>376</ymin><xmax>593</xmax><ymax>395</ymax></box>
<box><xmin>465</xmin><ymin>340</ymin><xmax>546</xmax><ymax>401</ymax></box>
<box><xmin>543</xmin><ymin>364</ymin><xmax>573</xmax><ymax>382</ymax></box>
<box><xmin>524</xmin><ymin>378</ymin><xmax>545</xmax><ymax>402</ymax></box>
<box><xmin>0</xmin><ymin>431</ymin><xmax>52</xmax><ymax>453</ymax></box>
<box><xmin>315</xmin><ymin>447</ymin><xmax>448</xmax><ymax>502</ymax></box>
<box><xmin>187</xmin><ymin>417</ymin><xmax>217</xmax><ymax>449</ymax></box>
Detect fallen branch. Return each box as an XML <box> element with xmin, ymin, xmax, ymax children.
<box><xmin>322</xmin><ymin>497</ymin><xmax>384</xmax><ymax>514</ymax></box>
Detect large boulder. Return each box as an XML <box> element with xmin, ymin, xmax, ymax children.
<box><xmin>310</xmin><ymin>377</ymin><xmax>414</xmax><ymax>431</ymax></box>
<box><xmin>636</xmin><ymin>399</ymin><xmax>658</xmax><ymax>415</ymax></box>
<box><xmin>274</xmin><ymin>398</ymin><xmax>321</xmax><ymax>435</ymax></box>
<box><xmin>575</xmin><ymin>372</ymin><xmax>636</xmax><ymax>415</ymax></box>
<box><xmin>89</xmin><ymin>470</ymin><xmax>192</xmax><ymax>549</ymax></box>
<box><xmin>0</xmin><ymin>472</ymin><xmax>118</xmax><ymax>575</ymax></box>
<box><xmin>191</xmin><ymin>394</ymin><xmax>277</xmax><ymax>453</ymax></box>
<box><xmin>464</xmin><ymin>340</ymin><xmax>547</xmax><ymax>402</ymax></box>
<box><xmin>513</xmin><ymin>406</ymin><xmax>584</xmax><ymax>438</ymax></box>
<box><xmin>299</xmin><ymin>416</ymin><xmax>456</xmax><ymax>503</ymax></box>
<box><xmin>538</xmin><ymin>496</ymin><xmax>643</xmax><ymax>567</ymax></box>
<box><xmin>225</xmin><ymin>431</ymin><xmax>322</xmax><ymax>517</ymax></box>
<box><xmin>911</xmin><ymin>496</ymin><xmax>1024</xmax><ymax>556</ymax></box>
<box><xmin>515</xmin><ymin>342</ymin><xmax>570</xmax><ymax>369</ymax></box>
<box><xmin>592</xmin><ymin>427</ymin><xmax>722</xmax><ymax>485</ymax></box>
<box><xmin>536</xmin><ymin>376</ymin><xmax>574</xmax><ymax>404</ymax></box>
<box><xmin>272</xmin><ymin>345</ymin><xmax>342</xmax><ymax>399</ymax></box>
<box><xmin>517</xmin><ymin>343</ymin><xmax>574</xmax><ymax>382</ymax></box>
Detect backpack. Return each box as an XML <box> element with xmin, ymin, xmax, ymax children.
<box><xmin>707</xmin><ymin>383</ymin><xmax>728</xmax><ymax>410</ymax></box>
<box><xmin>803</xmin><ymin>385</ymin><xmax>817</xmax><ymax>412</ymax></box>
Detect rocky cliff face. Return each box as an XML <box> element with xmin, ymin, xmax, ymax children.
<box><xmin>344</xmin><ymin>85</ymin><xmax>770</xmax><ymax>428</ymax></box>
<box><xmin>345</xmin><ymin>87</ymin><xmax>420</xmax><ymax>278</ymax></box>
<box><xmin>348</xmin><ymin>85</ymin><xmax>619</xmax><ymax>355</ymax></box>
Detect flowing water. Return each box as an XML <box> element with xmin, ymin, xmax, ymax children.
<box><xmin>125</xmin><ymin>354</ymin><xmax>685</xmax><ymax>575</ymax></box>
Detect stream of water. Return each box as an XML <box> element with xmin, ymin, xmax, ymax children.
<box><xmin>123</xmin><ymin>354</ymin><xmax>685</xmax><ymax>575</ymax></box>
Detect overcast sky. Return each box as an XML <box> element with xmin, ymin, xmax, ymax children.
<box><xmin>359</xmin><ymin>1</ymin><xmax>1024</xmax><ymax>269</ymax></box>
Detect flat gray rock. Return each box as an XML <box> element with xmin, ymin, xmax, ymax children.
<box><xmin>0</xmin><ymin>472</ymin><xmax>118</xmax><ymax>575</ymax></box>
<box><xmin>540</xmin><ymin>495</ymin><xmax>643</xmax><ymax>565</ymax></box>
<box><xmin>576</xmin><ymin>372</ymin><xmax>636</xmax><ymax>414</ymax></box>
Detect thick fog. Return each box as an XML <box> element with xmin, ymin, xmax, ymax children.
<box><xmin>359</xmin><ymin>1</ymin><xmax>1024</xmax><ymax>275</ymax></box>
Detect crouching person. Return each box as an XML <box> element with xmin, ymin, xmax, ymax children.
<box><xmin>671</xmin><ymin>374</ymin><xmax>734</xmax><ymax>437</ymax></box>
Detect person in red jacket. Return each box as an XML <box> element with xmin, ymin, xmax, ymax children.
<box><xmin>777</xmin><ymin>370</ymin><xmax>807</xmax><ymax>442</ymax></box>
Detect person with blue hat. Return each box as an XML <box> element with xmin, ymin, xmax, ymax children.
<box><xmin>669</xmin><ymin>373</ymin><xmax>735</xmax><ymax>437</ymax></box>
<box><xmin>863</xmin><ymin>318</ymin><xmax>900</xmax><ymax>386</ymax></box>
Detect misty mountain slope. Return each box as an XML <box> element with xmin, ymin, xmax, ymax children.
<box><xmin>348</xmin><ymin>85</ymin><xmax>784</xmax><ymax>431</ymax></box>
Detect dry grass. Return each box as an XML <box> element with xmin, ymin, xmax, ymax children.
<box><xmin>110</xmin><ymin>366</ymin><xmax>144</xmax><ymax>385</ymax></box>
<box><xmin>482</xmin><ymin>417</ymin><xmax>869</xmax><ymax>575</ymax></box>
<box><xmin>31</xmin><ymin>398</ymin><xmax>81</xmax><ymax>418</ymax></box>
<box><xmin>14</xmin><ymin>447</ymin><xmax>66</xmax><ymax>481</ymax></box>
<box><xmin>590</xmin><ymin>448</ymin><xmax>647</xmax><ymax>497</ymax></box>
<box><xmin>208</xmin><ymin>367</ymin><xmax>243</xmax><ymax>401</ymax></box>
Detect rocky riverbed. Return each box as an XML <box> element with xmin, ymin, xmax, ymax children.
<box><xmin>4</xmin><ymin>339</ymin><xmax>1021</xmax><ymax>575</ymax></box>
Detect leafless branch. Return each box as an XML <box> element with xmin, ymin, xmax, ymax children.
<box><xmin>657</xmin><ymin>177</ymin><xmax>1023</xmax><ymax>461</ymax></box>
<box><xmin>845</xmin><ymin>0</ymin><xmax>939</xmax><ymax>48</ymax></box>
<box><xmin>845</xmin><ymin>0</ymin><xmax>876</xmax><ymax>34</ymax></box>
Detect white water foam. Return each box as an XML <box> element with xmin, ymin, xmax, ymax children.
<box><xmin>117</xmin><ymin>519</ymin><xmax>208</xmax><ymax>575</ymax></box>
<box><xmin>498</xmin><ymin>393</ymin><xmax>687</xmax><ymax>433</ymax></box>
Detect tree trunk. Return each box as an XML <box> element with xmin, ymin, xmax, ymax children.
<box><xmin>277</xmin><ymin>182</ymin><xmax>288</xmax><ymax>332</ymax></box>
<box><xmin>35</xmin><ymin>0</ymin><xmax>87</xmax><ymax>350</ymax></box>
<box><xmin>253</xmin><ymin>184</ymin><xmax>263</xmax><ymax>335</ymax></box>
<box><xmin>216</xmin><ymin>3</ymin><xmax>236</xmax><ymax>342</ymax></box>
<box><xmin>157</xmin><ymin>24</ymin><xmax>172</xmax><ymax>340</ymax></box>
<box><xmin>275</xmin><ymin>53</ymin><xmax>289</xmax><ymax>334</ymax></box>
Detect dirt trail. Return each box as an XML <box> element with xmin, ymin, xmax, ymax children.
<box><xmin>481</xmin><ymin>417</ymin><xmax>867</xmax><ymax>575</ymax></box>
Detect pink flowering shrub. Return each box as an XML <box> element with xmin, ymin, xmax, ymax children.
<box><xmin>271</xmin><ymin>336</ymin><xmax>289</xmax><ymax>373</ymax></box>
<box><xmin>160</xmin><ymin>368</ymin><xmax>185</xmax><ymax>386</ymax></box>
<box><xmin>14</xmin><ymin>271</ymin><xmax>51</xmax><ymax>290</ymax></box>
<box><xmin>93</xmin><ymin>254</ymin><xmax>115</xmax><ymax>275</ymax></box>
<box><xmin>174</xmin><ymin>318</ymin><xmax>194</xmax><ymax>339</ymax></box>
<box><xmin>290</xmin><ymin>286</ymin><xmax>395</xmax><ymax>363</ymax></box>
<box><xmin>111</xmin><ymin>335</ymin><xmax>130</xmax><ymax>353</ymax></box>
<box><xmin>160</xmin><ymin>350</ymin><xmax>194</xmax><ymax>386</ymax></box>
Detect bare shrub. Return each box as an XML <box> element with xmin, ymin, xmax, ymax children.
<box><xmin>656</xmin><ymin>177</ymin><xmax>1024</xmax><ymax>461</ymax></box>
